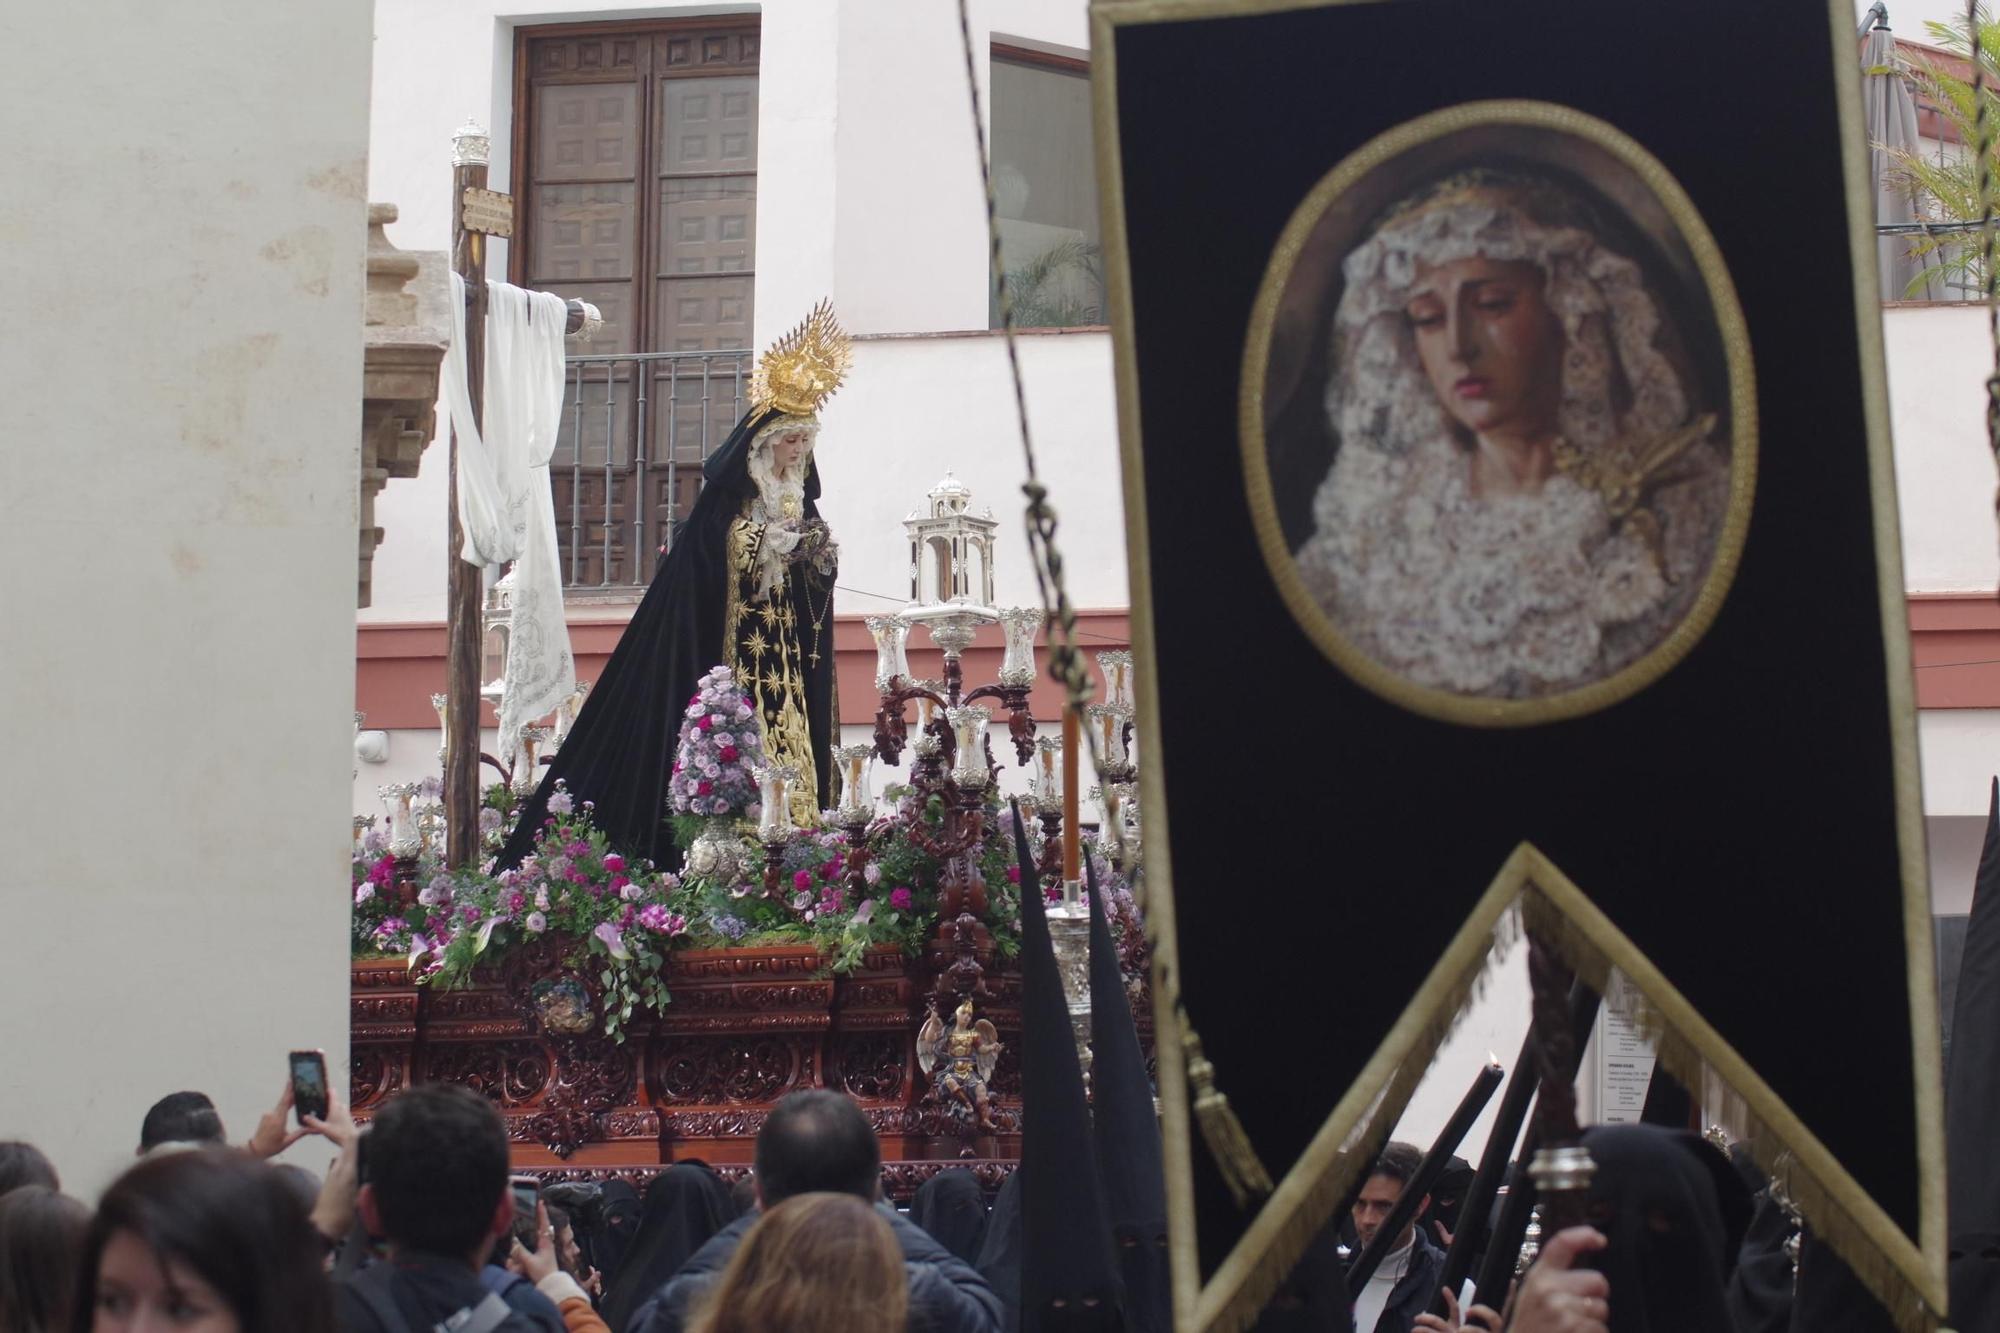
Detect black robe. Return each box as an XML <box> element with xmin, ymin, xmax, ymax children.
<box><xmin>495</xmin><ymin>407</ymin><xmax>837</xmax><ymax>872</ymax></box>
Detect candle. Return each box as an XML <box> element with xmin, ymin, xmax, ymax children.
<box><xmin>866</xmin><ymin>614</ymin><xmax>912</xmax><ymax>692</ymax></box>
<box><xmin>1087</xmin><ymin>703</ymin><xmax>1124</xmax><ymax>767</ymax></box>
<box><xmin>754</xmin><ymin>765</ymin><xmax>795</xmax><ymax>841</ymax></box>
<box><xmin>998</xmin><ymin>607</ymin><xmax>1043</xmax><ymax>688</ymax></box>
<box><xmin>431</xmin><ymin>692</ymin><xmax>449</xmax><ymax>763</ymax></box>
<box><xmin>947</xmin><ymin>705</ymin><xmax>992</xmax><ymax>789</ymax></box>
<box><xmin>1097</xmin><ymin>650</ymin><xmax>1134</xmax><ymax>712</ymax></box>
<box><xmin>1032</xmin><ymin>735</ymin><xmax>1062</xmax><ymax>805</ymax></box>
<box><xmin>836</xmin><ymin>743</ymin><xmax>874</xmax><ymax>818</ymax></box>
<box><xmin>1062</xmin><ymin>705</ymin><xmax>1080</xmax><ymax>883</ymax></box>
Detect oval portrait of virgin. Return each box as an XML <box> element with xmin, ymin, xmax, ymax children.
<box><xmin>1242</xmin><ymin>102</ymin><xmax>1755</xmax><ymax>726</ymax></box>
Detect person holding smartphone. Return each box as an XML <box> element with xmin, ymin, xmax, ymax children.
<box><xmin>335</xmin><ymin>1084</ymin><xmax>566</xmax><ymax>1333</ymax></box>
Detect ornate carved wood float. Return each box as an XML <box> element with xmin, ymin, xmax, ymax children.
<box><xmin>350</xmin><ymin>934</ymin><xmax>1159</xmax><ymax>1201</ymax></box>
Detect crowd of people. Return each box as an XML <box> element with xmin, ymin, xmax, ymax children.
<box><xmin>0</xmin><ymin>1077</ymin><xmax>1032</xmax><ymax>1333</ymax></box>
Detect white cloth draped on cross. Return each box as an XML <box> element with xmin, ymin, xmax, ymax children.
<box><xmin>442</xmin><ymin>272</ymin><xmax>575</xmax><ymax>761</ymax></box>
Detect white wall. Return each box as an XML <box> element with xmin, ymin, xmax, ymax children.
<box><xmin>361</xmin><ymin>0</ymin><xmax>1126</xmax><ymax>623</ymax></box>
<box><xmin>0</xmin><ymin>0</ymin><xmax>371</xmax><ymax>1196</ymax></box>
<box><xmin>1857</xmin><ymin>0</ymin><xmax>1966</xmax><ymax>42</ymax></box>
<box><xmin>1887</xmin><ymin>305</ymin><xmax>2000</xmax><ymax>592</ymax></box>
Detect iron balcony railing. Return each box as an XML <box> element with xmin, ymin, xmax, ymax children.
<box><xmin>554</xmin><ymin>349</ymin><xmax>753</xmax><ymax>589</ymax></box>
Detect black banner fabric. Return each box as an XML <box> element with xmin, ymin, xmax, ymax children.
<box><xmin>1098</xmin><ymin>0</ymin><xmax>1937</xmax><ymax>1310</ymax></box>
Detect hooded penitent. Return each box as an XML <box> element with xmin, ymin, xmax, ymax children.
<box><xmin>1014</xmin><ymin>807</ymin><xmax>1125</xmax><ymax>1331</ymax></box>
<box><xmin>496</xmin><ymin>304</ymin><xmax>847</xmax><ymax>871</ymax></box>
<box><xmin>1085</xmin><ymin>851</ymin><xmax>1169</xmax><ymax>1333</ymax></box>
<box><xmin>913</xmin><ymin>1168</ymin><xmax>991</xmax><ymax>1267</ymax></box>
<box><xmin>979</xmin><ymin>1167</ymin><xmax>1026</xmax><ymax>1333</ymax></box>
<box><xmin>1578</xmin><ymin>1124</ymin><xmax>1750</xmax><ymax>1333</ymax></box>
<box><xmin>595</xmin><ymin>1163</ymin><xmax>739</xmax><ymax>1332</ymax></box>
<box><xmin>1947</xmin><ymin>778</ymin><xmax>2000</xmax><ymax>1332</ymax></box>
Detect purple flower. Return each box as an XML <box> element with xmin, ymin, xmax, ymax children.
<box><xmin>525</xmin><ymin>911</ymin><xmax>548</xmax><ymax>933</ymax></box>
<box><xmin>714</xmin><ymin>914</ymin><xmax>747</xmax><ymax>941</ymax></box>
<box><xmin>547</xmin><ymin>790</ymin><xmax>574</xmax><ymax>815</ymax></box>
<box><xmin>593</xmin><ymin>921</ymin><xmax>631</xmax><ymax>960</ymax></box>
<box><xmin>620</xmin><ymin>881</ymin><xmax>645</xmax><ymax>903</ymax></box>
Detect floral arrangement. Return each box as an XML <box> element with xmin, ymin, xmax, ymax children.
<box><xmin>670</xmin><ymin>666</ymin><xmax>762</xmax><ymax>818</ymax></box>
<box><xmin>356</xmin><ymin>782</ymin><xmax>685</xmax><ymax>1041</ymax></box>
<box><xmin>351</xmin><ymin>768</ymin><xmax>1052</xmax><ymax>1042</ymax></box>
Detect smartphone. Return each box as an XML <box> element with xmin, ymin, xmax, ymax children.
<box><xmin>509</xmin><ymin>1175</ymin><xmax>542</xmax><ymax>1246</ymax></box>
<box><xmin>288</xmin><ymin>1049</ymin><xmax>329</xmax><ymax>1126</ymax></box>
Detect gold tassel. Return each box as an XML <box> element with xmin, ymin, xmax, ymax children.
<box><xmin>1182</xmin><ymin>1018</ymin><xmax>1274</xmax><ymax>1208</ymax></box>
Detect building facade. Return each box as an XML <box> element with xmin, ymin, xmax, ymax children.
<box><xmin>352</xmin><ymin>0</ymin><xmax>2000</xmax><ymax>1145</ymax></box>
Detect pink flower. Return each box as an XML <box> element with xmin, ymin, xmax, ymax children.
<box><xmin>525</xmin><ymin>911</ymin><xmax>548</xmax><ymax>933</ymax></box>
<box><xmin>507</xmin><ymin>891</ymin><xmax>526</xmax><ymax>913</ymax></box>
<box><xmin>603</xmin><ymin>854</ymin><xmax>625</xmax><ymax>873</ymax></box>
<box><xmin>698</xmin><ymin>715</ymin><xmax>714</xmax><ymax>731</ymax></box>
<box><xmin>793</xmin><ymin>870</ymin><xmax>814</xmax><ymax>892</ymax></box>
<box><xmin>639</xmin><ymin>904</ymin><xmax>686</xmax><ymax>935</ymax></box>
<box><xmin>820</xmin><ymin>857</ymin><xmax>843</xmax><ymax>881</ymax></box>
<box><xmin>354</xmin><ymin>883</ymin><xmax>375</xmax><ymax>905</ymax></box>
<box><xmin>697</xmin><ymin>780</ymin><xmax>714</xmax><ymax>796</ymax></box>
<box><xmin>1044</xmin><ymin>885</ymin><xmax>1062</xmax><ymax>903</ymax></box>
<box><xmin>593</xmin><ymin>921</ymin><xmax>631</xmax><ymax>961</ymax></box>
<box><xmin>889</xmin><ymin>887</ymin><xmax>913</xmax><ymax>911</ymax></box>
<box><xmin>719</xmin><ymin>746</ymin><xmax>740</xmax><ymax>762</ymax></box>
<box><xmin>1006</xmin><ymin>865</ymin><xmax>1022</xmax><ymax>884</ymax></box>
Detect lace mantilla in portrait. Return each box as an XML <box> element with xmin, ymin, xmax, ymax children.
<box><xmin>1294</xmin><ymin>169</ymin><xmax>1729</xmax><ymax>700</ymax></box>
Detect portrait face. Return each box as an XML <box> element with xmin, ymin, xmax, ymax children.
<box><xmin>1242</xmin><ymin>104</ymin><xmax>1754</xmax><ymax>725</ymax></box>
<box><xmin>1405</xmin><ymin>256</ymin><xmax>1565</xmax><ymax>459</ymax></box>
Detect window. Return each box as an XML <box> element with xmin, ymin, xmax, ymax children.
<box><xmin>989</xmin><ymin>45</ymin><xmax>1103</xmax><ymax>329</ymax></box>
<box><xmin>513</xmin><ymin>20</ymin><xmax>760</xmax><ymax>586</ymax></box>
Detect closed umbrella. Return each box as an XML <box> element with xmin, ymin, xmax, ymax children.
<box><xmin>1863</xmin><ymin>17</ymin><xmax>1940</xmax><ymax>299</ymax></box>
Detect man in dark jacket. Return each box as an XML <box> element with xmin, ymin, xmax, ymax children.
<box><xmin>629</xmin><ymin>1090</ymin><xmax>1001</xmax><ymax>1333</ymax></box>
<box><xmin>1350</xmin><ymin>1141</ymin><xmax>1446</xmax><ymax>1333</ymax></box>
<box><xmin>337</xmin><ymin>1083</ymin><xmax>567</xmax><ymax>1333</ymax></box>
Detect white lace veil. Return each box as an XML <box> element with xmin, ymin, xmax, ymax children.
<box><xmin>1328</xmin><ymin>169</ymin><xmax>1692</xmax><ymax>462</ymax></box>
<box><xmin>746</xmin><ymin>414</ymin><xmax>818</xmax><ymax>514</ymax></box>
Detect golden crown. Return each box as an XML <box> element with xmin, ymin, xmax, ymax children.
<box><xmin>750</xmin><ymin>299</ymin><xmax>852</xmax><ymax>419</ymax></box>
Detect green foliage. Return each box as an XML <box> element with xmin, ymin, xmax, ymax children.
<box><xmin>1001</xmin><ymin>237</ymin><xmax>1106</xmax><ymax>328</ymax></box>
<box><xmin>1880</xmin><ymin>10</ymin><xmax>2000</xmax><ymax>295</ymax></box>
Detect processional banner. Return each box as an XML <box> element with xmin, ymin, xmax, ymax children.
<box><xmin>1091</xmin><ymin>0</ymin><xmax>1944</xmax><ymax>1327</ymax></box>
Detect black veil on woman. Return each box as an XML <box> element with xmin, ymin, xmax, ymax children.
<box><xmin>495</xmin><ymin>303</ymin><xmax>849</xmax><ymax>872</ymax></box>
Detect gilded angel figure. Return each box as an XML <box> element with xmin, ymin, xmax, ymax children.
<box><xmin>918</xmin><ymin>998</ymin><xmax>1002</xmax><ymax>1135</ymax></box>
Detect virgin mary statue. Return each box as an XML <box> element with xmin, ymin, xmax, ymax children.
<box><xmin>1294</xmin><ymin>168</ymin><xmax>1730</xmax><ymax>702</ymax></box>
<box><xmin>496</xmin><ymin>303</ymin><xmax>849</xmax><ymax>870</ymax></box>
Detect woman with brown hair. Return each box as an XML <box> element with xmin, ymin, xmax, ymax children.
<box><xmin>686</xmin><ymin>1192</ymin><xmax>907</xmax><ymax>1333</ymax></box>
<box><xmin>0</xmin><ymin>1185</ymin><xmax>89</xmax><ymax>1333</ymax></box>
